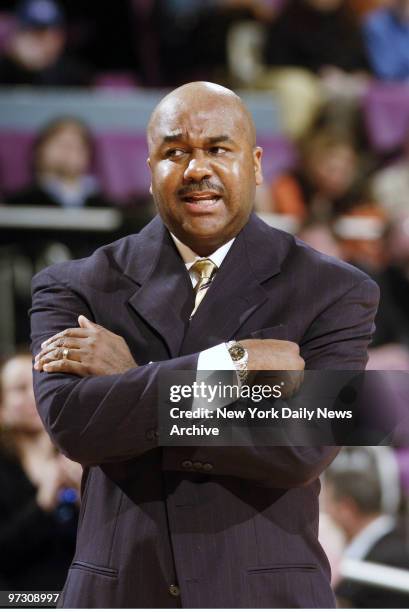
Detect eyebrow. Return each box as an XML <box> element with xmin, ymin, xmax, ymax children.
<box><xmin>161</xmin><ymin>134</ymin><xmax>234</xmax><ymax>145</ymax></box>
<box><xmin>206</xmin><ymin>135</ymin><xmax>233</xmax><ymax>145</ymax></box>
<box><xmin>162</xmin><ymin>133</ymin><xmax>184</xmax><ymax>143</ymax></box>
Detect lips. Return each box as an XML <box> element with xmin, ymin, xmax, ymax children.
<box><xmin>179</xmin><ymin>191</ymin><xmax>223</xmax><ymax>213</ymax></box>
<box><xmin>181</xmin><ymin>191</ymin><xmax>222</xmax><ymax>203</ymax></box>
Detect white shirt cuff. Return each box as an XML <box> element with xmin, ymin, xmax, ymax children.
<box><xmin>197</xmin><ymin>342</ymin><xmax>235</xmax><ymax>371</ymax></box>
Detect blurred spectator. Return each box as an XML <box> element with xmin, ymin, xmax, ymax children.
<box><xmin>56</xmin><ymin>1</ymin><xmax>140</xmax><ymax>80</ymax></box>
<box><xmin>265</xmin><ymin>0</ymin><xmax>369</xmax><ymax>74</ymax></box>
<box><xmin>0</xmin><ymin>0</ymin><xmax>91</xmax><ymax>86</ymax></box>
<box><xmin>371</xmin><ymin>128</ymin><xmax>409</xmax><ymax>218</ymax></box>
<box><xmin>297</xmin><ymin>222</ymin><xmax>343</xmax><ymax>259</ymax></box>
<box><xmin>2</xmin><ymin>117</ymin><xmax>123</xmax><ymax>349</ymax></box>
<box><xmin>260</xmin><ymin>0</ymin><xmax>370</xmax><ymax>137</ymax></box>
<box><xmin>363</xmin><ymin>0</ymin><xmax>409</xmax><ymax>81</ymax></box>
<box><xmin>153</xmin><ymin>0</ymin><xmax>272</xmax><ymax>86</ymax></box>
<box><xmin>266</xmin><ymin>129</ymin><xmax>373</xmax><ymax>223</ymax></box>
<box><xmin>7</xmin><ymin>117</ymin><xmax>112</xmax><ymax>208</ymax></box>
<box><xmin>324</xmin><ymin>447</ymin><xmax>409</xmax><ymax>608</ymax></box>
<box><xmin>371</xmin><ymin>214</ymin><xmax>409</xmax><ymax>348</ymax></box>
<box><xmin>335</xmin><ymin>203</ymin><xmax>388</xmax><ymax>272</ymax></box>
<box><xmin>0</xmin><ymin>352</ymin><xmax>80</xmax><ymax>589</ymax></box>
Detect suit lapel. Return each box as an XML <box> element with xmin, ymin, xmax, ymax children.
<box><xmin>125</xmin><ymin>217</ymin><xmax>194</xmax><ymax>358</ymax></box>
<box><xmin>123</xmin><ymin>213</ymin><xmax>289</xmax><ymax>358</ymax></box>
<box><xmin>180</xmin><ymin>213</ymin><xmax>284</xmax><ymax>354</ymax></box>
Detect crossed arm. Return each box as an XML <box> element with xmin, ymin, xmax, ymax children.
<box><xmin>31</xmin><ymin>268</ymin><xmax>379</xmax><ymax>485</ymax></box>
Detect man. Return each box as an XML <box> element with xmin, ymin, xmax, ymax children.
<box><xmin>31</xmin><ymin>82</ymin><xmax>379</xmax><ymax>608</ymax></box>
<box><xmin>325</xmin><ymin>449</ymin><xmax>409</xmax><ymax>608</ymax></box>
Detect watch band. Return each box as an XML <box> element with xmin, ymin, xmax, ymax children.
<box><xmin>226</xmin><ymin>340</ymin><xmax>249</xmax><ymax>384</ymax></box>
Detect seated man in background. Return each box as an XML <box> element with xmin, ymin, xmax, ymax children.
<box><xmin>325</xmin><ymin>447</ymin><xmax>409</xmax><ymax>608</ymax></box>
<box><xmin>0</xmin><ymin>0</ymin><xmax>91</xmax><ymax>87</ymax></box>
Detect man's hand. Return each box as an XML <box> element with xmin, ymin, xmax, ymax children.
<box><xmin>240</xmin><ymin>339</ymin><xmax>304</xmax><ymax>371</ymax></box>
<box><xmin>34</xmin><ymin>315</ymin><xmax>138</xmax><ymax>377</ymax></box>
<box><xmin>239</xmin><ymin>339</ymin><xmax>305</xmax><ymax>397</ymax></box>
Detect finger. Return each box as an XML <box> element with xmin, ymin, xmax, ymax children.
<box><xmin>42</xmin><ymin>359</ymin><xmax>89</xmax><ymax>376</ymax></box>
<box><xmin>36</xmin><ymin>348</ymin><xmax>84</xmax><ymax>369</ymax></box>
<box><xmin>78</xmin><ymin>315</ymin><xmax>103</xmax><ymax>330</ymax></box>
<box><xmin>41</xmin><ymin>328</ymin><xmax>91</xmax><ymax>349</ymax></box>
<box><xmin>35</xmin><ymin>337</ymin><xmax>85</xmax><ymax>362</ymax></box>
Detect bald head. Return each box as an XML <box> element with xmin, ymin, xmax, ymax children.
<box><xmin>147</xmin><ymin>81</ymin><xmax>256</xmax><ymax>151</ymax></box>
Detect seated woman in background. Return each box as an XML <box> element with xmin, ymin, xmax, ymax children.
<box><xmin>7</xmin><ymin>116</ymin><xmax>112</xmax><ymax>208</ymax></box>
<box><xmin>0</xmin><ymin>353</ymin><xmax>81</xmax><ymax>590</ymax></box>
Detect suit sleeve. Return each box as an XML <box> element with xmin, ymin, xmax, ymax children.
<box><xmin>300</xmin><ymin>277</ymin><xmax>380</xmax><ymax>369</ymax></box>
<box><xmin>162</xmin><ymin>277</ymin><xmax>380</xmax><ymax>487</ymax></box>
<box><xmin>31</xmin><ymin>269</ymin><xmax>199</xmax><ymax>467</ymax></box>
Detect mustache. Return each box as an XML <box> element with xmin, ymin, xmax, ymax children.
<box><xmin>178</xmin><ymin>180</ymin><xmax>224</xmax><ymax>198</ymax></box>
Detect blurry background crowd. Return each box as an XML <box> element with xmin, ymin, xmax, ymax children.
<box><xmin>1</xmin><ymin>0</ymin><xmax>409</xmax><ymax>607</ymax></box>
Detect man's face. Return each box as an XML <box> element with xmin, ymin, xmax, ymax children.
<box><xmin>147</xmin><ymin>92</ymin><xmax>263</xmax><ymax>255</ymax></box>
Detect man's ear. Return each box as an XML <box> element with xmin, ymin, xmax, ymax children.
<box><xmin>147</xmin><ymin>157</ymin><xmax>153</xmax><ymax>195</ymax></box>
<box><xmin>253</xmin><ymin>146</ymin><xmax>263</xmax><ymax>186</ymax></box>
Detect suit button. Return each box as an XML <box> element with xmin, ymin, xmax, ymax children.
<box><xmin>203</xmin><ymin>462</ymin><xmax>213</xmax><ymax>471</ymax></box>
<box><xmin>145</xmin><ymin>429</ymin><xmax>156</xmax><ymax>441</ymax></box>
<box><xmin>182</xmin><ymin>460</ymin><xmax>193</xmax><ymax>469</ymax></box>
<box><xmin>193</xmin><ymin>461</ymin><xmax>203</xmax><ymax>470</ymax></box>
<box><xmin>169</xmin><ymin>584</ymin><xmax>180</xmax><ymax>597</ymax></box>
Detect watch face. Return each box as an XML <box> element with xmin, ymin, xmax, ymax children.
<box><xmin>230</xmin><ymin>344</ymin><xmax>245</xmax><ymax>361</ymax></box>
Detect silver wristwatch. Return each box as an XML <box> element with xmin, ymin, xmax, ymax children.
<box><xmin>226</xmin><ymin>341</ymin><xmax>249</xmax><ymax>384</ymax></box>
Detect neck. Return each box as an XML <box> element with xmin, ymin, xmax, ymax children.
<box><xmin>171</xmin><ymin>228</ymin><xmax>240</xmax><ymax>257</ymax></box>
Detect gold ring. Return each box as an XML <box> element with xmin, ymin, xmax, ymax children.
<box><xmin>62</xmin><ymin>348</ymin><xmax>69</xmax><ymax>360</ymax></box>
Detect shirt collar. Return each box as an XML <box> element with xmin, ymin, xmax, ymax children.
<box><xmin>170</xmin><ymin>233</ymin><xmax>235</xmax><ymax>270</ymax></box>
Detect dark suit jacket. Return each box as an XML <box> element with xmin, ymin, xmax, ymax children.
<box><xmin>30</xmin><ymin>213</ymin><xmax>379</xmax><ymax>608</ymax></box>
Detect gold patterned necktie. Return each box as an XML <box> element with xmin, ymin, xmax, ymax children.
<box><xmin>190</xmin><ymin>259</ymin><xmax>218</xmax><ymax>318</ymax></box>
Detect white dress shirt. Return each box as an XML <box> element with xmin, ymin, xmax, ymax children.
<box><xmin>170</xmin><ymin>233</ymin><xmax>236</xmax><ymax>372</ymax></box>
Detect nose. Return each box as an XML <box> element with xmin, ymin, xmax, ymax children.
<box><xmin>183</xmin><ymin>150</ymin><xmax>212</xmax><ymax>183</ymax></box>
